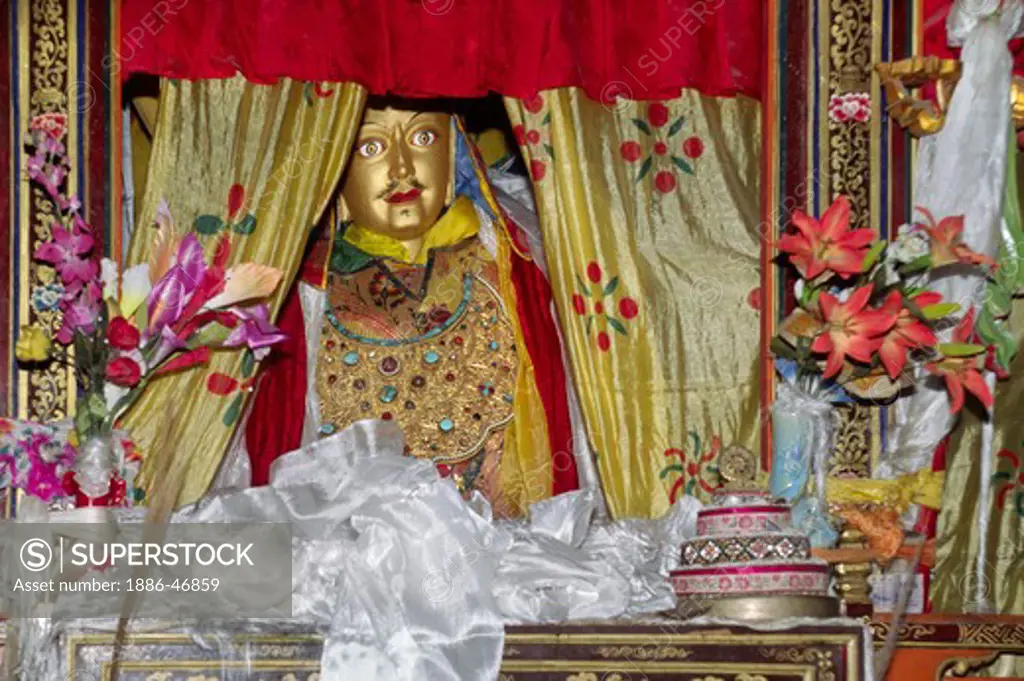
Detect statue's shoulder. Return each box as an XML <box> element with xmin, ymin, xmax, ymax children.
<box><xmin>432</xmin><ymin>235</ymin><xmax>498</xmax><ymax>281</ymax></box>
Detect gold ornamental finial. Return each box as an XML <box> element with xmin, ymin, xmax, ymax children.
<box><xmin>875</xmin><ymin>57</ymin><xmax>961</xmax><ymax>137</ymax></box>
<box><xmin>877</xmin><ymin>56</ymin><xmax>1024</xmax><ymax>137</ymax></box>
<box><xmin>718</xmin><ymin>444</ymin><xmax>759</xmax><ymax>490</ymax></box>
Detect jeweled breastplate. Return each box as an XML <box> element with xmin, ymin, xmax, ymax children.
<box><xmin>315</xmin><ymin>240</ymin><xmax>517</xmax><ymax>464</ymax></box>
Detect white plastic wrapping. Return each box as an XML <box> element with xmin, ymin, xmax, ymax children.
<box><xmin>6</xmin><ymin>419</ymin><xmax>696</xmax><ymax>680</ymax></box>
<box><xmin>882</xmin><ymin>0</ymin><xmax>1022</xmax><ymax>478</ymax></box>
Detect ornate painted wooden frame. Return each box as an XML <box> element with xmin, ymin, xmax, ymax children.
<box><xmin>763</xmin><ymin>0</ymin><xmax>925</xmax><ymax>475</ymax></box>
<box><xmin>2</xmin><ymin>0</ymin><xmax>119</xmax><ymax>424</ymax></box>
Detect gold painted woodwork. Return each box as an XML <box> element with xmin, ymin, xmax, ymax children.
<box><xmin>18</xmin><ymin>0</ymin><xmax>78</xmax><ymax>423</ymax></box>
<box><xmin>833</xmin><ymin>528</ymin><xmax>874</xmax><ymax>608</ymax></box>
<box><xmin>61</xmin><ymin>628</ymin><xmax>865</xmax><ymax>680</ymax></box>
<box><xmin>817</xmin><ymin>0</ymin><xmax>883</xmax><ymax>479</ymax></box>
<box><xmin>878</xmin><ymin>56</ymin><xmax>1024</xmax><ymax>137</ymax></box>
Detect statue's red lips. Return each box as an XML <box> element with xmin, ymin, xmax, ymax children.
<box><xmin>385</xmin><ymin>188</ymin><xmax>422</xmax><ymax>204</ymax></box>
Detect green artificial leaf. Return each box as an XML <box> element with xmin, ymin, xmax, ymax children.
<box><xmin>603</xmin><ymin>276</ymin><xmax>620</xmax><ymax>296</ymax></box>
<box><xmin>636</xmin><ymin>156</ymin><xmax>653</xmax><ymax>183</ymax></box>
<box><xmin>938</xmin><ymin>342</ymin><xmax>986</xmax><ymax>357</ymax></box>
<box><xmin>898</xmin><ymin>255</ymin><xmax>931</xmax><ymax>275</ymax></box>
<box><xmin>770</xmin><ymin>337</ymin><xmax>798</xmax><ymax>360</ymax></box>
<box><xmin>986</xmin><ymin>282</ymin><xmax>1013</xmax><ymax>318</ymax></box>
<box><xmin>667</xmin><ymin>116</ymin><xmax>686</xmax><ymax>137</ymax></box>
<box><xmin>88</xmin><ymin>392</ymin><xmax>108</xmax><ymax>422</ymax></box>
<box><xmin>920</xmin><ymin>302</ymin><xmax>961</xmax><ymax>320</ymax></box>
<box><xmin>671</xmin><ymin>156</ymin><xmax>695</xmax><ymax>175</ymax></box>
<box><xmin>241</xmin><ymin>349</ymin><xmax>255</xmax><ymax>378</ymax></box>
<box><xmin>607</xmin><ymin>316</ymin><xmax>628</xmax><ymax>336</ymax></box>
<box><xmin>861</xmin><ymin>241</ymin><xmax>887</xmax><ymax>272</ymax></box>
<box><xmin>585</xmin><ymin>315</ymin><xmax>594</xmax><ymax>334</ymax></box>
<box><xmin>75</xmin><ymin>408</ymin><xmax>94</xmax><ymax>439</ymax></box>
<box><xmin>302</xmin><ymin>82</ymin><xmax>314</xmax><ymax>106</ymax></box>
<box><xmin>187</xmin><ymin>322</ymin><xmax>233</xmax><ymax>349</ymax></box>
<box><xmin>1000</xmin><ymin>119</ymin><xmax>1024</xmax><ymax>290</ymax></box>
<box><xmin>134</xmin><ymin>303</ymin><xmax>149</xmax><ymax>336</ymax></box>
<box><xmin>542</xmin><ymin>112</ymin><xmax>551</xmax><ymax>125</ymax></box>
<box><xmin>544</xmin><ymin>143</ymin><xmax>556</xmax><ymax>161</ymax></box>
<box><xmin>632</xmin><ymin>118</ymin><xmax>653</xmax><ymax>136</ymax></box>
<box><xmin>194</xmin><ymin>214</ymin><xmax>225</xmax><ymax>235</ymax></box>
<box><xmin>222</xmin><ymin>393</ymin><xmax>244</xmax><ymax>427</ymax></box>
<box><xmin>232</xmin><ymin>213</ymin><xmax>257</xmax><ymax>235</ymax></box>
<box><xmin>976</xmin><ymin>306</ymin><xmax>1019</xmax><ymax>373</ymax></box>
<box><xmin>575</xmin><ymin>273</ymin><xmax>591</xmax><ymax>296</ymax></box>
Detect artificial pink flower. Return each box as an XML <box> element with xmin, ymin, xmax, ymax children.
<box><xmin>35</xmin><ymin>224</ymin><xmax>96</xmax><ymax>286</ymax></box>
<box><xmin>55</xmin><ymin>281</ymin><xmax>102</xmax><ymax>343</ymax></box>
<box><xmin>224</xmin><ymin>304</ymin><xmax>287</xmax><ymax>360</ymax></box>
<box><xmin>25</xmin><ymin>463</ymin><xmax>63</xmax><ymax>502</ymax></box>
<box><xmin>147</xmin><ymin>268</ymin><xmax>193</xmax><ymax>336</ymax></box>
<box><xmin>175</xmin><ymin>233</ymin><xmax>206</xmax><ymax>292</ymax></box>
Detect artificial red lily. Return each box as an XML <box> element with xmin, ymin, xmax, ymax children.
<box><xmin>915</xmin><ymin>208</ymin><xmax>997</xmax><ymax>269</ymax></box>
<box><xmin>777</xmin><ymin>195</ymin><xmax>876</xmax><ymax>281</ymax></box>
<box><xmin>925</xmin><ymin>308</ymin><xmax>993</xmax><ymax>414</ymax></box>
<box><xmin>810</xmin><ymin>285</ymin><xmax>896</xmax><ymax>379</ymax></box>
<box><xmin>876</xmin><ymin>290</ymin><xmax>940</xmax><ymax>379</ymax></box>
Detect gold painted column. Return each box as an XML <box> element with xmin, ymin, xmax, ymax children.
<box><xmin>11</xmin><ymin>0</ymin><xmax>85</xmax><ymax>422</ymax></box>
<box><xmin>812</xmin><ymin>0</ymin><xmax>890</xmax><ymax>479</ymax></box>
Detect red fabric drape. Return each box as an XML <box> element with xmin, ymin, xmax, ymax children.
<box><xmin>924</xmin><ymin>0</ymin><xmax>1024</xmax><ymax>72</ymax></box>
<box><xmin>510</xmin><ymin>247</ymin><xmax>579</xmax><ymax>495</ymax></box>
<box><xmin>246</xmin><ymin>283</ymin><xmax>308</xmax><ymax>486</ymax></box>
<box><xmin>121</xmin><ymin>0</ymin><xmax>762</xmax><ymax>100</ymax></box>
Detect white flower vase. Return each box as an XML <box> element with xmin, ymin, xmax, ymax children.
<box><xmin>72</xmin><ymin>433</ymin><xmax>120</xmax><ymax>506</ymax></box>
<box><xmin>769</xmin><ymin>382</ymin><xmax>839</xmax><ymax>547</ymax></box>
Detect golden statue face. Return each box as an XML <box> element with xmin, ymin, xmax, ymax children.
<box><xmin>341</xmin><ymin>107</ymin><xmax>452</xmax><ymax>242</ymax></box>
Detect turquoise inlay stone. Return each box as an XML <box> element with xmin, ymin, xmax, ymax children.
<box><xmin>343</xmin><ymin>351</ymin><xmax>360</xmax><ymax>366</ymax></box>
<box><xmin>318</xmin><ymin>423</ymin><xmax>337</xmax><ymax>435</ymax></box>
<box><xmin>380</xmin><ymin>385</ymin><xmax>398</xmax><ymax>404</ymax></box>
<box><xmin>424</xmin><ymin>350</ymin><xmax>441</xmax><ymax>365</ymax></box>
<box><xmin>439</xmin><ymin>418</ymin><xmax>455</xmax><ymax>433</ymax></box>
<box><xmin>488</xmin><ymin>341</ymin><xmax>499</xmax><ymax>351</ymax></box>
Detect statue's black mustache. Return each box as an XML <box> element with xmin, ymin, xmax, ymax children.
<box><xmin>378</xmin><ymin>178</ymin><xmax>426</xmax><ymax>199</ymax></box>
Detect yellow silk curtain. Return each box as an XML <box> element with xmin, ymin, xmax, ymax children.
<box><xmin>507</xmin><ymin>89</ymin><xmax>762</xmax><ymax>519</ymax></box>
<box><xmin>932</xmin><ymin>294</ymin><xmax>1024</xmax><ymax>614</ymax></box>
<box><xmin>125</xmin><ymin>77</ymin><xmax>366</xmax><ymax>505</ymax></box>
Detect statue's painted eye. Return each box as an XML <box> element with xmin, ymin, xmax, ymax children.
<box><xmin>410</xmin><ymin>129</ymin><xmax>437</xmax><ymax>147</ymax></box>
<box><xmin>357</xmin><ymin>139</ymin><xmax>386</xmax><ymax>158</ymax></box>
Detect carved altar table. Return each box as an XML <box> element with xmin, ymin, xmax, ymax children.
<box><xmin>7</xmin><ymin>614</ymin><xmax>1024</xmax><ymax>680</ymax></box>
<box><xmin>16</xmin><ymin>619</ymin><xmax>872</xmax><ymax>680</ymax></box>
<box><xmin>871</xmin><ymin>614</ymin><xmax>1024</xmax><ymax>680</ymax></box>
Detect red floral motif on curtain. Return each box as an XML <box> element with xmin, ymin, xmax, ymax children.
<box><xmin>571</xmin><ymin>261</ymin><xmax>640</xmax><ymax>353</ymax></box>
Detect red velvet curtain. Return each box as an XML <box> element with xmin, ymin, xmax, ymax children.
<box><xmin>121</xmin><ymin>0</ymin><xmax>762</xmax><ymax>100</ymax></box>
